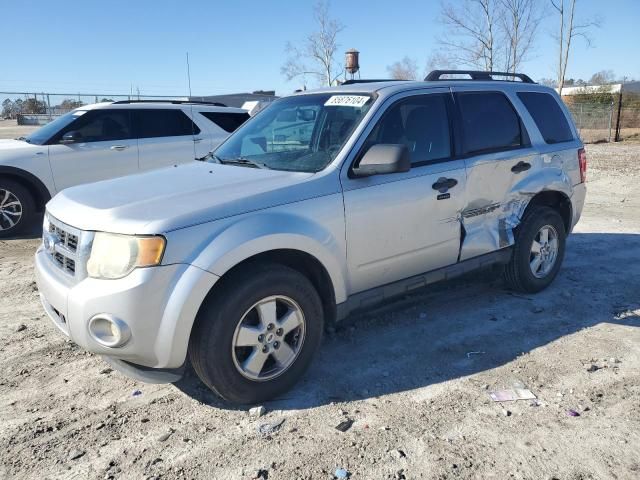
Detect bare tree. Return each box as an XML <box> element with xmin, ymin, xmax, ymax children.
<box><xmin>281</xmin><ymin>0</ymin><xmax>344</xmax><ymax>87</ymax></box>
<box><xmin>386</xmin><ymin>57</ymin><xmax>419</xmax><ymax>80</ymax></box>
<box><xmin>439</xmin><ymin>0</ymin><xmax>499</xmax><ymax>71</ymax></box>
<box><xmin>588</xmin><ymin>69</ymin><xmax>615</xmax><ymax>85</ymax></box>
<box><xmin>499</xmin><ymin>0</ymin><xmax>541</xmax><ymax>73</ymax></box>
<box><xmin>551</xmin><ymin>0</ymin><xmax>601</xmax><ymax>95</ymax></box>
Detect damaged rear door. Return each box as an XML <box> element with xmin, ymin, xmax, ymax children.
<box><xmin>452</xmin><ymin>87</ymin><xmax>537</xmax><ymax>261</ymax></box>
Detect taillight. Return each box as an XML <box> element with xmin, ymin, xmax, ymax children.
<box><xmin>578</xmin><ymin>148</ymin><xmax>587</xmax><ymax>183</ymax></box>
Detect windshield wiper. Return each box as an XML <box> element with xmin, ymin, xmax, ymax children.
<box><xmin>15</xmin><ymin>136</ymin><xmax>30</xmax><ymax>143</ymax></box>
<box><xmin>218</xmin><ymin>157</ymin><xmax>270</xmax><ymax>169</ymax></box>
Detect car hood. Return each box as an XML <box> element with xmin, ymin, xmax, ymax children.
<box><xmin>0</xmin><ymin>139</ymin><xmax>39</xmax><ymax>156</ymax></box>
<box><xmin>47</xmin><ymin>161</ymin><xmax>322</xmax><ymax>234</ymax></box>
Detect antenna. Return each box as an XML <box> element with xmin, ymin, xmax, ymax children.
<box><xmin>186</xmin><ymin>52</ymin><xmax>197</xmax><ymax>159</ymax></box>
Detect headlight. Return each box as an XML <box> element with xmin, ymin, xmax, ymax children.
<box><xmin>87</xmin><ymin>232</ymin><xmax>166</xmax><ymax>279</ymax></box>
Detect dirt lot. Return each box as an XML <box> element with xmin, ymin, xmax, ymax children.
<box><xmin>0</xmin><ymin>143</ymin><xmax>639</xmax><ymax>480</ymax></box>
<box><xmin>0</xmin><ymin>119</ymin><xmax>38</xmax><ymax>139</ymax></box>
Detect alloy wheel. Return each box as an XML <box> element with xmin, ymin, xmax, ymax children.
<box><xmin>231</xmin><ymin>295</ymin><xmax>306</xmax><ymax>381</ymax></box>
<box><xmin>529</xmin><ymin>225</ymin><xmax>559</xmax><ymax>278</ymax></box>
<box><xmin>0</xmin><ymin>189</ymin><xmax>22</xmax><ymax>231</ymax></box>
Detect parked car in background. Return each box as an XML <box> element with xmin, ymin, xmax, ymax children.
<box><xmin>35</xmin><ymin>71</ymin><xmax>586</xmax><ymax>404</ymax></box>
<box><xmin>0</xmin><ymin>100</ymin><xmax>249</xmax><ymax>237</ymax></box>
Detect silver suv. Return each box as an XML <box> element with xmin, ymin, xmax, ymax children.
<box><xmin>35</xmin><ymin>71</ymin><xmax>587</xmax><ymax>404</ymax></box>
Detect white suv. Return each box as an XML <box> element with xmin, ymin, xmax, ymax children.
<box><xmin>0</xmin><ymin>101</ymin><xmax>249</xmax><ymax>237</ymax></box>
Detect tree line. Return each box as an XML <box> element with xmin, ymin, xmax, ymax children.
<box><xmin>1</xmin><ymin>98</ymin><xmax>113</xmax><ymax>119</ymax></box>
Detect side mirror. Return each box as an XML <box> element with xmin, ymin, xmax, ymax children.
<box><xmin>60</xmin><ymin>131</ymin><xmax>82</xmax><ymax>144</ymax></box>
<box><xmin>352</xmin><ymin>144</ymin><xmax>411</xmax><ymax>177</ymax></box>
<box><xmin>297</xmin><ymin>108</ymin><xmax>317</xmax><ymax>122</ymax></box>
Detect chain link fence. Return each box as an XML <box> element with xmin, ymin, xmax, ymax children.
<box><xmin>566</xmin><ymin>102</ymin><xmax>615</xmax><ymax>143</ymax></box>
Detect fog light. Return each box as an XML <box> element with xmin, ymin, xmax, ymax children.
<box><xmin>88</xmin><ymin>314</ymin><xmax>131</xmax><ymax>348</ymax></box>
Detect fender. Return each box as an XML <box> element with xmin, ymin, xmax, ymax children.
<box><xmin>190</xmin><ymin>211</ymin><xmax>349</xmax><ymax>304</ymax></box>
<box><xmin>0</xmin><ymin>165</ymin><xmax>52</xmax><ymax>209</ymax></box>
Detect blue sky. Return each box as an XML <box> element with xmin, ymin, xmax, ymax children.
<box><xmin>2</xmin><ymin>0</ymin><xmax>639</xmax><ymax>98</ymax></box>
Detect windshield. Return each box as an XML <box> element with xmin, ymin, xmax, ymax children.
<box><xmin>23</xmin><ymin>110</ymin><xmax>87</xmax><ymax>145</ymax></box>
<box><xmin>211</xmin><ymin>93</ymin><xmax>374</xmax><ymax>172</ymax></box>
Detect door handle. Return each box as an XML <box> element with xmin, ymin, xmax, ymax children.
<box><xmin>110</xmin><ymin>145</ymin><xmax>128</xmax><ymax>151</ymax></box>
<box><xmin>432</xmin><ymin>177</ymin><xmax>458</xmax><ymax>192</ymax></box>
<box><xmin>193</xmin><ymin>138</ymin><xmax>203</xmax><ymax>143</ymax></box>
<box><xmin>511</xmin><ymin>161</ymin><xmax>531</xmax><ymax>173</ymax></box>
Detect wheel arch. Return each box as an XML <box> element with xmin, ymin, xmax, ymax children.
<box><xmin>520</xmin><ymin>190</ymin><xmax>572</xmax><ymax>234</ymax></box>
<box><xmin>0</xmin><ymin>166</ymin><xmax>52</xmax><ymax>212</ymax></box>
<box><xmin>208</xmin><ymin>249</ymin><xmax>338</xmax><ymax>327</ymax></box>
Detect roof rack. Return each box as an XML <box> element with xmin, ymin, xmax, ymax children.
<box><xmin>425</xmin><ymin>70</ymin><xmax>535</xmax><ymax>84</ymax></box>
<box><xmin>111</xmin><ymin>99</ymin><xmax>227</xmax><ymax>107</ymax></box>
<box><xmin>341</xmin><ymin>79</ymin><xmax>409</xmax><ymax>85</ymax></box>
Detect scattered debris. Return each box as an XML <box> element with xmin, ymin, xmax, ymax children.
<box><xmin>586</xmin><ymin>364</ymin><xmax>600</xmax><ymax>373</ymax></box>
<box><xmin>466</xmin><ymin>351</ymin><xmax>486</xmax><ymax>358</ymax></box>
<box><xmin>609</xmin><ymin>357</ymin><xmax>621</xmax><ymax>364</ymax></box>
<box><xmin>95</xmin><ymin>422</ymin><xmax>105</xmax><ymax>430</ymax></box>
<box><xmin>68</xmin><ymin>449</ymin><xmax>85</xmax><ymax>460</ymax></box>
<box><xmin>157</xmin><ymin>429</ymin><xmax>174</xmax><ymax>442</ymax></box>
<box><xmin>566</xmin><ymin>409</ymin><xmax>580</xmax><ymax>417</ymax></box>
<box><xmin>335</xmin><ymin>419</ymin><xmax>354</xmax><ymax>432</ymax></box>
<box><xmin>132</xmin><ymin>389</ymin><xmax>143</xmax><ymax>397</ymax></box>
<box><xmin>490</xmin><ymin>389</ymin><xmax>536</xmax><ymax>402</ymax></box>
<box><xmin>254</xmin><ymin>468</ymin><xmax>269</xmax><ymax>479</ymax></box>
<box><xmin>257</xmin><ymin>419</ymin><xmax>285</xmax><ymax>436</ymax></box>
<box><xmin>502</xmin><ymin>409</ymin><xmax>512</xmax><ymax>417</ymax></box>
<box><xmin>99</xmin><ymin>367</ymin><xmax>113</xmax><ymax>375</ymax></box>
<box><xmin>249</xmin><ymin>406</ymin><xmax>266</xmax><ymax>418</ymax></box>
<box><xmin>335</xmin><ymin>467</ymin><xmax>349</xmax><ymax>479</ymax></box>
<box><xmin>391</xmin><ymin>449</ymin><xmax>406</xmax><ymax>459</ymax></box>
<box><xmin>15</xmin><ymin>324</ymin><xmax>27</xmax><ymax>332</ymax></box>
<box><xmin>481</xmin><ymin>384</ymin><xmax>489</xmax><ymax>390</ymax></box>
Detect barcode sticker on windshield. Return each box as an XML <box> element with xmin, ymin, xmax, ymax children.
<box><xmin>324</xmin><ymin>95</ymin><xmax>369</xmax><ymax>108</ymax></box>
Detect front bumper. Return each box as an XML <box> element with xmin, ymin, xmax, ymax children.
<box><xmin>35</xmin><ymin>247</ymin><xmax>219</xmax><ymax>373</ymax></box>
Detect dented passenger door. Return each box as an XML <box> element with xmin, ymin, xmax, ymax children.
<box><xmin>452</xmin><ymin>87</ymin><xmax>538</xmax><ymax>261</ymax></box>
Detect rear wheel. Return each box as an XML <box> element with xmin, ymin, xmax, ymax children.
<box><xmin>0</xmin><ymin>180</ymin><xmax>35</xmax><ymax>239</ymax></box>
<box><xmin>189</xmin><ymin>263</ymin><xmax>324</xmax><ymax>404</ymax></box>
<box><xmin>504</xmin><ymin>207</ymin><xmax>566</xmax><ymax>293</ymax></box>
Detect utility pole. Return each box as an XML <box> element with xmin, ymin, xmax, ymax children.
<box><xmin>614</xmin><ymin>77</ymin><xmax>626</xmax><ymax>142</ymax></box>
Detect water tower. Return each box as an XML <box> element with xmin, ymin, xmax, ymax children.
<box><xmin>345</xmin><ymin>49</ymin><xmax>360</xmax><ymax>80</ymax></box>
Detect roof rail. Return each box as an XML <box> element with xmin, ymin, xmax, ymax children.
<box><xmin>341</xmin><ymin>79</ymin><xmax>409</xmax><ymax>85</ymax></box>
<box><xmin>111</xmin><ymin>99</ymin><xmax>227</xmax><ymax>107</ymax></box>
<box><xmin>425</xmin><ymin>70</ymin><xmax>535</xmax><ymax>84</ymax></box>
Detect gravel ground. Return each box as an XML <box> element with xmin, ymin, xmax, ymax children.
<box><xmin>0</xmin><ymin>143</ymin><xmax>639</xmax><ymax>480</ymax></box>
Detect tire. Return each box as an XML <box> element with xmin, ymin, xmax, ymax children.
<box><xmin>0</xmin><ymin>179</ymin><xmax>36</xmax><ymax>239</ymax></box>
<box><xmin>189</xmin><ymin>263</ymin><xmax>324</xmax><ymax>404</ymax></box>
<box><xmin>504</xmin><ymin>206</ymin><xmax>566</xmax><ymax>293</ymax></box>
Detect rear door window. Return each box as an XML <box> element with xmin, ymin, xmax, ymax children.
<box><xmin>133</xmin><ymin>109</ymin><xmax>200</xmax><ymax>138</ymax></box>
<box><xmin>362</xmin><ymin>94</ymin><xmax>452</xmax><ymax>166</ymax></box>
<box><xmin>200</xmin><ymin>111</ymin><xmax>250</xmax><ymax>132</ymax></box>
<box><xmin>456</xmin><ymin>92</ymin><xmax>525</xmax><ymax>154</ymax></box>
<box><xmin>517</xmin><ymin>92</ymin><xmax>574</xmax><ymax>144</ymax></box>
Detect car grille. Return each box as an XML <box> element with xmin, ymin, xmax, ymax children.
<box><xmin>44</xmin><ymin>214</ymin><xmax>91</xmax><ymax>281</ymax></box>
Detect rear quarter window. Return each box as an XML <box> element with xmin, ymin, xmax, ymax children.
<box><xmin>517</xmin><ymin>92</ymin><xmax>574</xmax><ymax>144</ymax></box>
<box><xmin>200</xmin><ymin>111</ymin><xmax>250</xmax><ymax>133</ymax></box>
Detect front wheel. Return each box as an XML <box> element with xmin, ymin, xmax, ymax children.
<box><xmin>0</xmin><ymin>180</ymin><xmax>36</xmax><ymax>239</ymax></box>
<box><xmin>504</xmin><ymin>206</ymin><xmax>566</xmax><ymax>293</ymax></box>
<box><xmin>189</xmin><ymin>263</ymin><xmax>324</xmax><ymax>404</ymax></box>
